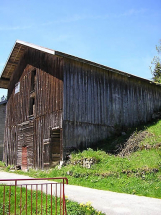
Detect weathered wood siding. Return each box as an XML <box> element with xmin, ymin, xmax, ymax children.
<box><xmin>0</xmin><ymin>101</ymin><xmax>7</xmax><ymax>160</ymax></box>
<box><xmin>63</xmin><ymin>59</ymin><xmax>161</xmax><ymax>151</ymax></box>
<box><xmin>3</xmin><ymin>46</ymin><xmax>161</xmax><ymax>167</ymax></box>
<box><xmin>3</xmin><ymin>49</ymin><xmax>63</xmax><ymax>168</ymax></box>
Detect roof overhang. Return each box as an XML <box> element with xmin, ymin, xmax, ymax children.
<box><xmin>0</xmin><ymin>40</ymin><xmax>55</xmax><ymax>89</ymax></box>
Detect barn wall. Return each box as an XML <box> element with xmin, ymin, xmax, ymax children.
<box><xmin>3</xmin><ymin>50</ymin><xmax>63</xmax><ymax>168</ymax></box>
<box><xmin>4</xmin><ymin>47</ymin><xmax>161</xmax><ymax>165</ymax></box>
<box><xmin>63</xmin><ymin>59</ymin><xmax>161</xmax><ymax>151</ymax></box>
<box><xmin>0</xmin><ymin>101</ymin><xmax>7</xmax><ymax>160</ymax></box>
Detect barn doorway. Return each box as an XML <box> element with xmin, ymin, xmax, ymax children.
<box><xmin>50</xmin><ymin>128</ymin><xmax>62</xmax><ymax>167</ymax></box>
<box><xmin>43</xmin><ymin>128</ymin><xmax>62</xmax><ymax>168</ymax></box>
<box><xmin>17</xmin><ymin>121</ymin><xmax>34</xmax><ymax>170</ymax></box>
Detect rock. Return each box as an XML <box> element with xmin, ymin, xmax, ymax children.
<box><xmin>66</xmin><ymin>171</ymin><xmax>73</xmax><ymax>176</ymax></box>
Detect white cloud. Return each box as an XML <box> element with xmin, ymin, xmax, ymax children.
<box><xmin>0</xmin><ymin>13</ymin><xmax>108</xmax><ymax>32</ymax></box>
<box><xmin>0</xmin><ymin>24</ymin><xmax>34</xmax><ymax>31</ymax></box>
<box><xmin>111</xmin><ymin>8</ymin><xmax>148</xmax><ymax>19</ymax></box>
<box><xmin>122</xmin><ymin>8</ymin><xmax>147</xmax><ymax>16</ymax></box>
<box><xmin>0</xmin><ymin>8</ymin><xmax>148</xmax><ymax>33</ymax></box>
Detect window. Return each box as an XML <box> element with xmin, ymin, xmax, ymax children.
<box><xmin>30</xmin><ymin>69</ymin><xmax>36</xmax><ymax>92</ymax></box>
<box><xmin>15</xmin><ymin>82</ymin><xmax>20</xmax><ymax>94</ymax></box>
<box><xmin>29</xmin><ymin>69</ymin><xmax>36</xmax><ymax>117</ymax></box>
<box><xmin>29</xmin><ymin>97</ymin><xmax>35</xmax><ymax>116</ymax></box>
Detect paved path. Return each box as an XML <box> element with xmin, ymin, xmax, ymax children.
<box><xmin>0</xmin><ymin>171</ymin><xmax>161</xmax><ymax>215</ymax></box>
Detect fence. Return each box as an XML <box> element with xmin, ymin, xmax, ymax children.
<box><xmin>0</xmin><ymin>177</ymin><xmax>68</xmax><ymax>215</ymax></box>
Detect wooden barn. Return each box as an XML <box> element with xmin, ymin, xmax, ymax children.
<box><xmin>0</xmin><ymin>40</ymin><xmax>161</xmax><ymax>170</ymax></box>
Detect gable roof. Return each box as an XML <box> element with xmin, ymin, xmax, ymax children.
<box><xmin>0</xmin><ymin>40</ymin><xmax>159</xmax><ymax>89</ymax></box>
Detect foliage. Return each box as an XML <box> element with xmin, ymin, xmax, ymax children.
<box><xmin>66</xmin><ymin>198</ymin><xmax>104</xmax><ymax>215</ymax></box>
<box><xmin>0</xmin><ymin>161</ymin><xmax>5</xmax><ymax>167</ymax></box>
<box><xmin>150</xmin><ymin>40</ymin><xmax>161</xmax><ymax>83</ymax></box>
<box><xmin>0</xmin><ymin>161</ymin><xmax>6</xmax><ymax>171</ymax></box>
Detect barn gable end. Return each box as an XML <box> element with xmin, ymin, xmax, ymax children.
<box><xmin>2</xmin><ymin>44</ymin><xmax>63</xmax><ymax>169</ymax></box>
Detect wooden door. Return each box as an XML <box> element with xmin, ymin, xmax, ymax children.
<box><xmin>43</xmin><ymin>129</ymin><xmax>62</xmax><ymax>168</ymax></box>
<box><xmin>50</xmin><ymin>129</ymin><xmax>61</xmax><ymax>162</ymax></box>
<box><xmin>22</xmin><ymin>146</ymin><xmax>27</xmax><ymax>170</ymax></box>
<box><xmin>43</xmin><ymin>139</ymin><xmax>50</xmax><ymax>168</ymax></box>
<box><xmin>17</xmin><ymin>121</ymin><xmax>34</xmax><ymax>170</ymax></box>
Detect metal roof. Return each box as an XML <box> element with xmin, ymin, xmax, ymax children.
<box><xmin>0</xmin><ymin>40</ymin><xmax>159</xmax><ymax>89</ymax></box>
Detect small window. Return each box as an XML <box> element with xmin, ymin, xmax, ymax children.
<box><xmin>29</xmin><ymin>69</ymin><xmax>36</xmax><ymax>117</ymax></box>
<box><xmin>15</xmin><ymin>82</ymin><xmax>20</xmax><ymax>94</ymax></box>
<box><xmin>29</xmin><ymin>97</ymin><xmax>35</xmax><ymax>116</ymax></box>
<box><xmin>30</xmin><ymin>69</ymin><xmax>36</xmax><ymax>92</ymax></box>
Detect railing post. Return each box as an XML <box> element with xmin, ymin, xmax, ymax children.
<box><xmin>63</xmin><ymin>178</ymin><xmax>65</xmax><ymax>215</ymax></box>
<box><xmin>3</xmin><ymin>186</ymin><xmax>5</xmax><ymax>215</ymax></box>
<box><xmin>15</xmin><ymin>180</ymin><xmax>17</xmax><ymax>215</ymax></box>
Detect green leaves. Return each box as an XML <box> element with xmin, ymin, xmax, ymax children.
<box><xmin>150</xmin><ymin>40</ymin><xmax>161</xmax><ymax>83</ymax></box>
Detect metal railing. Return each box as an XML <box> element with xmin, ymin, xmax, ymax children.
<box><xmin>0</xmin><ymin>177</ymin><xmax>68</xmax><ymax>215</ymax></box>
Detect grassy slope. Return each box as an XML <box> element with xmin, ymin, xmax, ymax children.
<box><xmin>3</xmin><ymin>119</ymin><xmax>161</xmax><ymax>199</ymax></box>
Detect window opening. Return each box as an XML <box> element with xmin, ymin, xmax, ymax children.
<box><xmin>29</xmin><ymin>97</ymin><xmax>35</xmax><ymax>116</ymax></box>
<box><xmin>30</xmin><ymin>69</ymin><xmax>36</xmax><ymax>92</ymax></box>
<box><xmin>15</xmin><ymin>82</ymin><xmax>20</xmax><ymax>94</ymax></box>
<box><xmin>29</xmin><ymin>69</ymin><xmax>36</xmax><ymax>117</ymax></box>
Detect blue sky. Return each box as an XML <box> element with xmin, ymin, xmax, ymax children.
<box><xmin>0</xmin><ymin>0</ymin><xmax>161</xmax><ymax>99</ymax></box>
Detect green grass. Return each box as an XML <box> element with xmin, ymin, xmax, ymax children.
<box><xmin>0</xmin><ymin>186</ymin><xmax>57</xmax><ymax>215</ymax></box>
<box><xmin>1</xmin><ymin>119</ymin><xmax>161</xmax><ymax>199</ymax></box>
<box><xmin>0</xmin><ymin>186</ymin><xmax>104</xmax><ymax>215</ymax></box>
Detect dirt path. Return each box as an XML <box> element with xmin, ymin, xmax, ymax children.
<box><xmin>0</xmin><ymin>171</ymin><xmax>161</xmax><ymax>215</ymax></box>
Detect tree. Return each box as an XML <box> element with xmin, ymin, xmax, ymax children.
<box><xmin>150</xmin><ymin>40</ymin><xmax>161</xmax><ymax>83</ymax></box>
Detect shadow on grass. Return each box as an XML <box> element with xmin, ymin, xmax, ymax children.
<box><xmin>91</xmin><ymin>118</ymin><xmax>161</xmax><ymax>155</ymax></box>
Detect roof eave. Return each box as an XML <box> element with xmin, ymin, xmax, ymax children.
<box><xmin>0</xmin><ymin>40</ymin><xmax>56</xmax><ymax>89</ymax></box>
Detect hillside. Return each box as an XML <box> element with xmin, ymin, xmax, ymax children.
<box><xmin>3</xmin><ymin>118</ymin><xmax>161</xmax><ymax>199</ymax></box>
